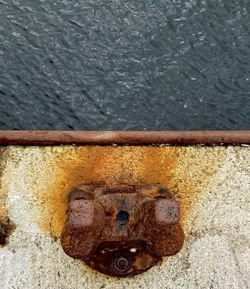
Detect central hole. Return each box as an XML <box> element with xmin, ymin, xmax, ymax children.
<box><xmin>117</xmin><ymin>210</ymin><xmax>129</xmax><ymax>225</ymax></box>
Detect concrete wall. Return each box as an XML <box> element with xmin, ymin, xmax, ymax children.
<box><xmin>0</xmin><ymin>145</ymin><xmax>249</xmax><ymax>289</ymax></box>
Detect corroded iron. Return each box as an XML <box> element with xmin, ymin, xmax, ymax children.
<box><xmin>61</xmin><ymin>184</ymin><xmax>184</xmax><ymax>277</ymax></box>
<box><xmin>0</xmin><ymin>131</ymin><xmax>250</xmax><ymax>145</ymax></box>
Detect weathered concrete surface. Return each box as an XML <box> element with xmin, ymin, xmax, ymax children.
<box><xmin>0</xmin><ymin>146</ymin><xmax>249</xmax><ymax>289</ymax></box>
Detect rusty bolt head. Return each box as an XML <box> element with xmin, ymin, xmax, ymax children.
<box><xmin>61</xmin><ymin>184</ymin><xmax>184</xmax><ymax>277</ymax></box>
<box><xmin>114</xmin><ymin>256</ymin><xmax>131</xmax><ymax>272</ymax></box>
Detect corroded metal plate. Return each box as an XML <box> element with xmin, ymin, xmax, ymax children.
<box><xmin>61</xmin><ymin>185</ymin><xmax>184</xmax><ymax>277</ymax></box>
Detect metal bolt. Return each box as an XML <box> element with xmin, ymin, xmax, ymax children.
<box><xmin>114</xmin><ymin>257</ymin><xmax>131</xmax><ymax>272</ymax></box>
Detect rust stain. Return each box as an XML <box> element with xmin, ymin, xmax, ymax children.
<box><xmin>0</xmin><ymin>148</ymin><xmax>15</xmax><ymax>246</ymax></box>
<box><xmin>0</xmin><ymin>148</ymin><xmax>9</xmax><ymax>225</ymax></box>
<box><xmin>167</xmin><ymin>147</ymin><xmax>226</xmax><ymax>226</ymax></box>
<box><xmin>9</xmin><ymin>146</ymin><xmax>226</xmax><ymax>238</ymax></box>
<box><xmin>36</xmin><ymin>146</ymin><xmax>177</xmax><ymax>236</ymax></box>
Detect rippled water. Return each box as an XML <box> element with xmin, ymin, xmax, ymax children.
<box><xmin>0</xmin><ymin>0</ymin><xmax>249</xmax><ymax>130</ymax></box>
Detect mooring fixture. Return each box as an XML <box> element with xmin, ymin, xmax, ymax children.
<box><xmin>61</xmin><ymin>184</ymin><xmax>184</xmax><ymax>277</ymax></box>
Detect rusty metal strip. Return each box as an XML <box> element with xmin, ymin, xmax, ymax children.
<box><xmin>0</xmin><ymin>131</ymin><xmax>249</xmax><ymax>145</ymax></box>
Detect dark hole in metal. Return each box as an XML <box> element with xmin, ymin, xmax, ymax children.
<box><xmin>117</xmin><ymin>210</ymin><xmax>129</xmax><ymax>225</ymax></box>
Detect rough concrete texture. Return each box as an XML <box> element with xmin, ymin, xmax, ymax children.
<box><xmin>0</xmin><ymin>145</ymin><xmax>249</xmax><ymax>289</ymax></box>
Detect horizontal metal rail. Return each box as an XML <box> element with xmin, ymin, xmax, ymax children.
<box><xmin>0</xmin><ymin>131</ymin><xmax>249</xmax><ymax>145</ymax></box>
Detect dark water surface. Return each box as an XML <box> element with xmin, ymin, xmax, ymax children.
<box><xmin>0</xmin><ymin>0</ymin><xmax>249</xmax><ymax>130</ymax></box>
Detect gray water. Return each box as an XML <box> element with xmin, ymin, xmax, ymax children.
<box><xmin>0</xmin><ymin>0</ymin><xmax>249</xmax><ymax>130</ymax></box>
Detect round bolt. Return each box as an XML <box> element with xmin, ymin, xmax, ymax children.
<box><xmin>114</xmin><ymin>257</ymin><xmax>131</xmax><ymax>272</ymax></box>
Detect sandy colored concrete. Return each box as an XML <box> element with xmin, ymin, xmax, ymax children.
<box><xmin>0</xmin><ymin>145</ymin><xmax>249</xmax><ymax>289</ymax></box>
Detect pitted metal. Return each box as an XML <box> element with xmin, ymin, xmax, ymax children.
<box><xmin>61</xmin><ymin>184</ymin><xmax>184</xmax><ymax>277</ymax></box>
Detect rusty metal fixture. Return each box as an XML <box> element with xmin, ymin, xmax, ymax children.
<box><xmin>61</xmin><ymin>184</ymin><xmax>184</xmax><ymax>277</ymax></box>
<box><xmin>0</xmin><ymin>131</ymin><xmax>250</xmax><ymax>145</ymax></box>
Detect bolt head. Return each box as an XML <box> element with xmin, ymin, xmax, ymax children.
<box><xmin>114</xmin><ymin>256</ymin><xmax>131</xmax><ymax>273</ymax></box>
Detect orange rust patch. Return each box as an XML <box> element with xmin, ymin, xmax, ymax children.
<box><xmin>167</xmin><ymin>147</ymin><xmax>226</xmax><ymax>226</ymax></box>
<box><xmin>134</xmin><ymin>251</ymin><xmax>155</xmax><ymax>271</ymax></box>
<box><xmin>9</xmin><ymin>146</ymin><xmax>226</xmax><ymax>238</ymax></box>
<box><xmin>36</xmin><ymin>146</ymin><xmax>178</xmax><ymax>236</ymax></box>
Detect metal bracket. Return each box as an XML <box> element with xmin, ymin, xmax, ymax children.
<box><xmin>61</xmin><ymin>184</ymin><xmax>184</xmax><ymax>277</ymax></box>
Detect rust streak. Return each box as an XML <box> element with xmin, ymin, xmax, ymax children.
<box><xmin>0</xmin><ymin>148</ymin><xmax>16</xmax><ymax>246</ymax></box>
<box><xmin>16</xmin><ymin>146</ymin><xmax>226</xmax><ymax>238</ymax></box>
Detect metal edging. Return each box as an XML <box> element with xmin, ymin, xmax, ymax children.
<box><xmin>0</xmin><ymin>131</ymin><xmax>249</xmax><ymax>145</ymax></box>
